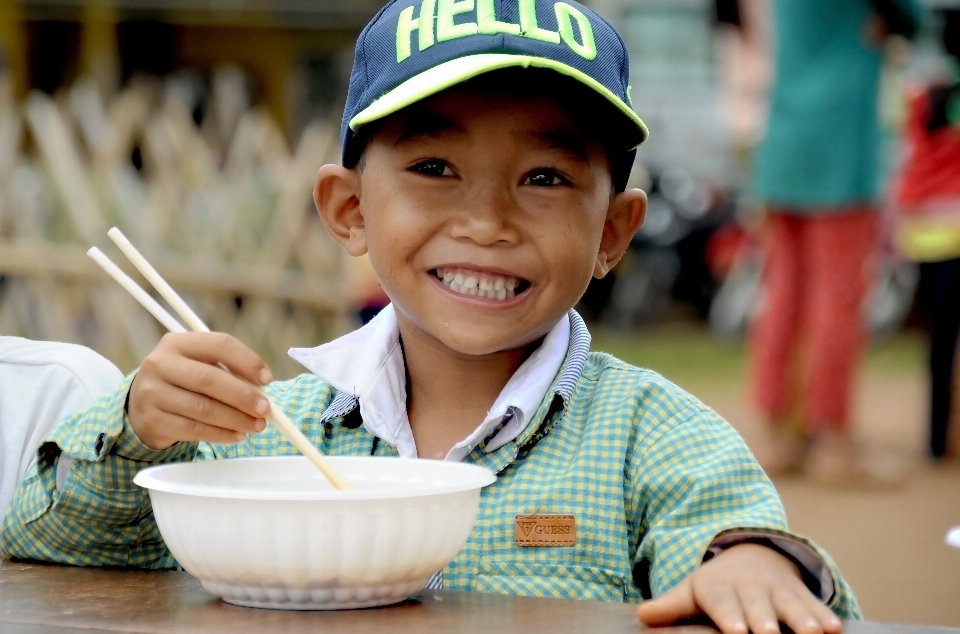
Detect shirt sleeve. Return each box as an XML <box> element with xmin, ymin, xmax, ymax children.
<box><xmin>629</xmin><ymin>405</ymin><xmax>861</xmax><ymax>620</ymax></box>
<box><xmin>1</xmin><ymin>372</ymin><xmax>197</xmax><ymax>568</ymax></box>
<box><xmin>1</xmin><ymin>372</ymin><xmax>325</xmax><ymax>568</ymax></box>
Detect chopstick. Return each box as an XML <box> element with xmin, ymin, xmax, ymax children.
<box><xmin>88</xmin><ymin>229</ymin><xmax>351</xmax><ymax>491</ymax></box>
<box><xmin>87</xmin><ymin>248</ymin><xmax>187</xmax><ymax>335</ymax></box>
<box><xmin>106</xmin><ymin>229</ymin><xmax>208</xmax><ymax>333</ymax></box>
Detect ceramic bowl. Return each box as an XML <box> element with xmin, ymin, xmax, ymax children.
<box><xmin>134</xmin><ymin>456</ymin><xmax>496</xmax><ymax>610</ymax></box>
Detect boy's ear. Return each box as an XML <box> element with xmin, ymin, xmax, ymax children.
<box><xmin>313</xmin><ymin>164</ymin><xmax>368</xmax><ymax>257</ymax></box>
<box><xmin>593</xmin><ymin>189</ymin><xmax>647</xmax><ymax>278</ymax></box>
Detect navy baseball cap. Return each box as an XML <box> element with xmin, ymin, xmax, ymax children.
<box><xmin>340</xmin><ymin>0</ymin><xmax>648</xmax><ymax>181</ymax></box>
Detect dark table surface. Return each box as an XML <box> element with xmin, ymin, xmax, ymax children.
<box><xmin>0</xmin><ymin>560</ymin><xmax>956</xmax><ymax>634</ymax></box>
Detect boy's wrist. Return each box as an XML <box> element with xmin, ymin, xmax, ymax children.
<box><xmin>67</xmin><ymin>370</ymin><xmax>196</xmax><ymax>464</ymax></box>
<box><xmin>116</xmin><ymin>373</ymin><xmax>197</xmax><ymax>462</ymax></box>
<box><xmin>112</xmin><ymin>412</ymin><xmax>198</xmax><ymax>463</ymax></box>
<box><xmin>704</xmin><ymin>530</ymin><xmax>835</xmax><ymax>603</ymax></box>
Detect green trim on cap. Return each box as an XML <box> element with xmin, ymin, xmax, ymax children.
<box><xmin>348</xmin><ymin>53</ymin><xmax>648</xmax><ymax>148</ymax></box>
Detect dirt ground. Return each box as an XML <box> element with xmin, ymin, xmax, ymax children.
<box><xmin>593</xmin><ymin>328</ymin><xmax>960</xmax><ymax>628</ymax></box>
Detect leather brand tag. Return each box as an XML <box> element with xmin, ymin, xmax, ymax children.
<box><xmin>514</xmin><ymin>514</ymin><xmax>576</xmax><ymax>547</ymax></box>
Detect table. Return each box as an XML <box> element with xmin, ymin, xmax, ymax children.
<box><xmin>0</xmin><ymin>560</ymin><xmax>954</xmax><ymax>634</ymax></box>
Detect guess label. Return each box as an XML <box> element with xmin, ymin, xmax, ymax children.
<box><xmin>514</xmin><ymin>514</ymin><xmax>576</xmax><ymax>547</ymax></box>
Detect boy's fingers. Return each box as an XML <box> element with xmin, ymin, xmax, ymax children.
<box><xmin>154</xmin><ymin>408</ymin><xmax>248</xmax><ymax>445</ymax></box>
<box><xmin>167</xmin><ymin>332</ymin><xmax>273</xmax><ymax>386</ymax></box>
<box><xmin>160</xmin><ymin>384</ymin><xmax>266</xmax><ymax>435</ymax></box>
<box><xmin>737</xmin><ymin>585</ymin><xmax>780</xmax><ymax>634</ymax></box>
<box><xmin>697</xmin><ymin>585</ymin><xmax>748</xmax><ymax>634</ymax></box>
<box><xmin>798</xmin><ymin>591</ymin><xmax>843</xmax><ymax>634</ymax></box>
<box><xmin>772</xmin><ymin>589</ymin><xmax>834</xmax><ymax>634</ymax></box>
<box><xmin>815</xmin><ymin>604</ymin><xmax>843</xmax><ymax>634</ymax></box>
<box><xmin>636</xmin><ymin>578</ymin><xmax>697</xmax><ymax>626</ymax></box>
<box><xmin>157</xmin><ymin>356</ymin><xmax>270</xmax><ymax>420</ymax></box>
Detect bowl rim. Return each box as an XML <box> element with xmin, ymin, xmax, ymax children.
<box><xmin>133</xmin><ymin>455</ymin><xmax>497</xmax><ymax>501</ymax></box>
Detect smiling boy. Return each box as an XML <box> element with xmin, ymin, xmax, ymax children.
<box><xmin>4</xmin><ymin>0</ymin><xmax>858</xmax><ymax>631</ymax></box>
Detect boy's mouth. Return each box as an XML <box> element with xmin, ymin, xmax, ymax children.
<box><xmin>430</xmin><ymin>268</ymin><xmax>530</xmax><ymax>301</ymax></box>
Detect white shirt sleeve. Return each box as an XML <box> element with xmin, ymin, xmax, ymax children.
<box><xmin>0</xmin><ymin>337</ymin><xmax>123</xmax><ymax>539</ymax></box>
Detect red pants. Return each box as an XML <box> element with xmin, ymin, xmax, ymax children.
<box><xmin>749</xmin><ymin>209</ymin><xmax>879</xmax><ymax>432</ymax></box>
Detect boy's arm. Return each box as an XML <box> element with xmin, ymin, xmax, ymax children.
<box><xmin>628</xmin><ymin>406</ymin><xmax>859</xmax><ymax>620</ymax></box>
<box><xmin>1</xmin><ymin>373</ymin><xmax>198</xmax><ymax>567</ymax></box>
<box><xmin>1</xmin><ymin>371</ymin><xmax>327</xmax><ymax>567</ymax></box>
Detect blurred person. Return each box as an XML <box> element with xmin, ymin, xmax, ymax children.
<box><xmin>749</xmin><ymin>0</ymin><xmax>920</xmax><ymax>485</ymax></box>
<box><xmin>892</xmin><ymin>8</ymin><xmax>960</xmax><ymax>461</ymax></box>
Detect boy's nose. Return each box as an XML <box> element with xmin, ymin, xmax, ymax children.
<box><xmin>449</xmin><ymin>186</ymin><xmax>521</xmax><ymax>246</ymax></box>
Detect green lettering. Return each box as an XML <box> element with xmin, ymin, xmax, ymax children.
<box><xmin>397</xmin><ymin>6</ymin><xmax>418</xmax><ymax>62</ymax></box>
<box><xmin>518</xmin><ymin>0</ymin><xmax>559</xmax><ymax>43</ymax></box>
<box><xmin>396</xmin><ymin>0</ymin><xmax>438</xmax><ymax>62</ymax></box>
<box><xmin>555</xmin><ymin>2</ymin><xmax>596</xmax><ymax>59</ymax></box>
<box><xmin>477</xmin><ymin>0</ymin><xmax>520</xmax><ymax>35</ymax></box>
<box><xmin>437</xmin><ymin>0</ymin><xmax>478</xmax><ymax>41</ymax></box>
<box><xmin>419</xmin><ymin>0</ymin><xmax>437</xmax><ymax>50</ymax></box>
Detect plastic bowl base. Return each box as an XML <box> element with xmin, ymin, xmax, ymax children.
<box><xmin>202</xmin><ymin>578</ymin><xmax>429</xmax><ymax>610</ymax></box>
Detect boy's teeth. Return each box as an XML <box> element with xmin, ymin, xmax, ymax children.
<box><xmin>434</xmin><ymin>268</ymin><xmax>521</xmax><ymax>301</ymax></box>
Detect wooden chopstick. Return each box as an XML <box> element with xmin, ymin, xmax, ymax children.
<box><xmin>106</xmin><ymin>229</ymin><xmax>208</xmax><ymax>332</ymax></box>
<box><xmin>87</xmin><ymin>248</ymin><xmax>188</xmax><ymax>334</ymax></box>
<box><xmin>88</xmin><ymin>230</ymin><xmax>351</xmax><ymax>490</ymax></box>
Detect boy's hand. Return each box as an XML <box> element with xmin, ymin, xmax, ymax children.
<box><xmin>637</xmin><ymin>543</ymin><xmax>842</xmax><ymax>634</ymax></box>
<box><xmin>128</xmin><ymin>332</ymin><xmax>274</xmax><ymax>450</ymax></box>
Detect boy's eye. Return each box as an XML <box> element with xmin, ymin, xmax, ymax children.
<box><xmin>524</xmin><ymin>169</ymin><xmax>570</xmax><ymax>187</ymax></box>
<box><xmin>410</xmin><ymin>159</ymin><xmax>454</xmax><ymax>177</ymax></box>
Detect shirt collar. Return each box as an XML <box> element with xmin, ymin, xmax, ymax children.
<box><xmin>289</xmin><ymin>305</ymin><xmax>413</xmax><ymax>454</ymax></box>
<box><xmin>288</xmin><ymin>305</ymin><xmax>589</xmax><ymax>460</ymax></box>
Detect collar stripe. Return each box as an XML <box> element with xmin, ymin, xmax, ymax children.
<box><xmin>320</xmin><ymin>390</ymin><xmax>360</xmax><ymax>424</ymax></box>
<box><xmin>553</xmin><ymin>309</ymin><xmax>590</xmax><ymax>403</ymax></box>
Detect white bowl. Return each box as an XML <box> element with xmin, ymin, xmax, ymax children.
<box><xmin>134</xmin><ymin>456</ymin><xmax>496</xmax><ymax>610</ymax></box>
<box><xmin>947</xmin><ymin>526</ymin><xmax>960</xmax><ymax>549</ymax></box>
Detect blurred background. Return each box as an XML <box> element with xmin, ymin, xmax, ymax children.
<box><xmin>0</xmin><ymin>0</ymin><xmax>958</xmax><ymax>626</ymax></box>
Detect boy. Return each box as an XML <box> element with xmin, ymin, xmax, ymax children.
<box><xmin>3</xmin><ymin>0</ymin><xmax>857</xmax><ymax>631</ymax></box>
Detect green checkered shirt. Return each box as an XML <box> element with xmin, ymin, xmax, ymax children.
<box><xmin>2</xmin><ymin>315</ymin><xmax>859</xmax><ymax>617</ymax></box>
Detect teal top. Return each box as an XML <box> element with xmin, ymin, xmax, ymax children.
<box><xmin>2</xmin><ymin>330</ymin><xmax>859</xmax><ymax>616</ymax></box>
<box><xmin>753</xmin><ymin>0</ymin><xmax>920</xmax><ymax>210</ymax></box>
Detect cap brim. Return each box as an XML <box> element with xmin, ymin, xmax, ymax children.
<box><xmin>348</xmin><ymin>53</ymin><xmax>648</xmax><ymax>149</ymax></box>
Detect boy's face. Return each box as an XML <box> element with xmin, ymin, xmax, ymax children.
<box><xmin>316</xmin><ymin>85</ymin><xmax>645</xmax><ymax>356</ymax></box>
